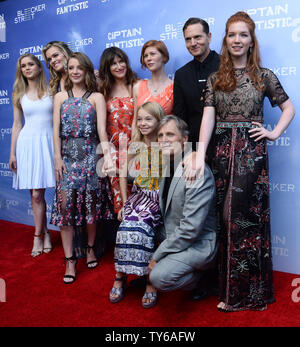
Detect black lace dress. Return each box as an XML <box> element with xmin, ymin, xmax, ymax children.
<box><xmin>205</xmin><ymin>68</ymin><xmax>289</xmax><ymax>311</ymax></box>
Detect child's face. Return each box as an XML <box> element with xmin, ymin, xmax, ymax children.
<box><xmin>136</xmin><ymin>108</ymin><xmax>159</xmax><ymax>137</ymax></box>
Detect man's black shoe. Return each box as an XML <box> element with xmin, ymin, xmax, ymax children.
<box><xmin>189</xmin><ymin>288</ymin><xmax>209</xmax><ymax>301</ymax></box>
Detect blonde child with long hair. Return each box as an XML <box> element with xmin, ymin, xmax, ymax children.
<box><xmin>110</xmin><ymin>101</ymin><xmax>165</xmax><ymax>308</ymax></box>
<box><xmin>9</xmin><ymin>53</ymin><xmax>55</xmax><ymax>257</ymax></box>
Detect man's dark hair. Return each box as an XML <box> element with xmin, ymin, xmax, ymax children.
<box><xmin>182</xmin><ymin>17</ymin><xmax>210</xmax><ymax>35</ymax></box>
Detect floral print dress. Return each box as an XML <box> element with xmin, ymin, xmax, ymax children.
<box><xmin>106</xmin><ymin>96</ymin><xmax>134</xmax><ymax>214</ymax></box>
<box><xmin>51</xmin><ymin>90</ymin><xmax>114</xmax><ymax>227</ymax></box>
<box><xmin>114</xmin><ymin>145</ymin><xmax>163</xmax><ymax>276</ymax></box>
<box><xmin>205</xmin><ymin>68</ymin><xmax>289</xmax><ymax>311</ymax></box>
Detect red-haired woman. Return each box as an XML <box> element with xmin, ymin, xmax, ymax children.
<box><xmin>132</xmin><ymin>40</ymin><xmax>173</xmax><ymax>136</ymax></box>
<box><xmin>184</xmin><ymin>11</ymin><xmax>295</xmax><ymax>312</ymax></box>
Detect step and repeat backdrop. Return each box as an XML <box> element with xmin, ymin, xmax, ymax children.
<box><xmin>0</xmin><ymin>0</ymin><xmax>299</xmax><ymax>274</ymax></box>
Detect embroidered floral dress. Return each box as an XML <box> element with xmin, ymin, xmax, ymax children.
<box><xmin>51</xmin><ymin>90</ymin><xmax>114</xmax><ymax>228</ymax></box>
<box><xmin>106</xmin><ymin>96</ymin><xmax>134</xmax><ymax>214</ymax></box>
<box><xmin>205</xmin><ymin>68</ymin><xmax>289</xmax><ymax>311</ymax></box>
<box><xmin>114</xmin><ymin>145</ymin><xmax>163</xmax><ymax>276</ymax></box>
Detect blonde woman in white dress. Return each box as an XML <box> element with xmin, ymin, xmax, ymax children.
<box><xmin>9</xmin><ymin>54</ymin><xmax>55</xmax><ymax>257</ymax></box>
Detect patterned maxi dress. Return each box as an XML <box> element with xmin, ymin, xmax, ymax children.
<box><xmin>114</xmin><ymin>145</ymin><xmax>162</xmax><ymax>276</ymax></box>
<box><xmin>205</xmin><ymin>68</ymin><xmax>289</xmax><ymax>311</ymax></box>
<box><xmin>51</xmin><ymin>90</ymin><xmax>114</xmax><ymax>230</ymax></box>
<box><xmin>106</xmin><ymin>96</ymin><xmax>134</xmax><ymax>214</ymax></box>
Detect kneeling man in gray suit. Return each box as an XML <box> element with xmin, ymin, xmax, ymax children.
<box><xmin>149</xmin><ymin>115</ymin><xmax>218</xmax><ymax>296</ymax></box>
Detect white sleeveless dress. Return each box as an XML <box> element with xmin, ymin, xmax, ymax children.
<box><xmin>13</xmin><ymin>94</ymin><xmax>55</xmax><ymax>189</ymax></box>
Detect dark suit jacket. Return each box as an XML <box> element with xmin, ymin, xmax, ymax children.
<box><xmin>173</xmin><ymin>50</ymin><xmax>219</xmax><ymax>153</ymax></box>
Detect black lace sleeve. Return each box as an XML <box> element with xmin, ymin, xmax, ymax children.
<box><xmin>204</xmin><ymin>73</ymin><xmax>216</xmax><ymax>107</ymax></box>
<box><xmin>263</xmin><ymin>68</ymin><xmax>289</xmax><ymax>107</ymax></box>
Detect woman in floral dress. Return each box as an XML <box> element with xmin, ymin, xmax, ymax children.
<box><xmin>99</xmin><ymin>47</ymin><xmax>138</xmax><ymax>217</ymax></box>
<box><xmin>51</xmin><ymin>52</ymin><xmax>113</xmax><ymax>283</ymax></box>
<box><xmin>184</xmin><ymin>11</ymin><xmax>295</xmax><ymax>311</ymax></box>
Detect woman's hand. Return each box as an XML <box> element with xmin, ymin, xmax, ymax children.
<box><xmin>117</xmin><ymin>207</ymin><xmax>123</xmax><ymax>222</ymax></box>
<box><xmin>54</xmin><ymin>157</ymin><xmax>67</xmax><ymax>181</ymax></box>
<box><xmin>249</xmin><ymin>122</ymin><xmax>278</xmax><ymax>142</ymax></box>
<box><xmin>182</xmin><ymin>152</ymin><xmax>205</xmax><ymax>181</ymax></box>
<box><xmin>103</xmin><ymin>154</ymin><xmax>116</xmax><ymax>176</ymax></box>
<box><xmin>9</xmin><ymin>155</ymin><xmax>17</xmax><ymax>173</ymax></box>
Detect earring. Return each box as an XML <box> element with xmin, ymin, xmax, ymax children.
<box><xmin>64</xmin><ymin>61</ymin><xmax>67</xmax><ymax>72</ymax></box>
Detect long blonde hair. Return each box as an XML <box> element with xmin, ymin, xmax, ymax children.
<box><xmin>214</xmin><ymin>11</ymin><xmax>263</xmax><ymax>92</ymax></box>
<box><xmin>42</xmin><ymin>41</ymin><xmax>73</xmax><ymax>95</ymax></box>
<box><xmin>12</xmin><ymin>54</ymin><xmax>47</xmax><ymax>109</ymax></box>
<box><xmin>133</xmin><ymin>102</ymin><xmax>165</xmax><ymax>143</ymax></box>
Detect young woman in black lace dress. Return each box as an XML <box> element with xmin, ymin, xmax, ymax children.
<box><xmin>184</xmin><ymin>11</ymin><xmax>295</xmax><ymax>312</ymax></box>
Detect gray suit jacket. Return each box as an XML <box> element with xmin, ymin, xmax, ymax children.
<box><xmin>153</xmin><ymin>161</ymin><xmax>217</xmax><ymax>270</ymax></box>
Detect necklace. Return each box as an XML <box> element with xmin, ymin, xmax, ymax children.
<box><xmin>72</xmin><ymin>88</ymin><xmax>87</xmax><ymax>97</ymax></box>
<box><xmin>149</xmin><ymin>79</ymin><xmax>160</xmax><ymax>94</ymax></box>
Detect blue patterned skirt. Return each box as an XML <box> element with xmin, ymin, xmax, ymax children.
<box><xmin>114</xmin><ymin>185</ymin><xmax>162</xmax><ymax>276</ymax></box>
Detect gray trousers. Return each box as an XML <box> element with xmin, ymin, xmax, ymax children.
<box><xmin>149</xmin><ymin>255</ymin><xmax>203</xmax><ymax>292</ymax></box>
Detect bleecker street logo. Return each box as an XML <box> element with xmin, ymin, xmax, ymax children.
<box><xmin>0</xmin><ymin>90</ymin><xmax>10</xmax><ymax>105</ymax></box>
<box><xmin>0</xmin><ymin>14</ymin><xmax>5</xmax><ymax>42</ymax></box>
<box><xmin>14</xmin><ymin>4</ymin><xmax>46</xmax><ymax>24</ymax></box>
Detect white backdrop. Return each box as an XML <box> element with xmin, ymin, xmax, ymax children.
<box><xmin>0</xmin><ymin>0</ymin><xmax>299</xmax><ymax>274</ymax></box>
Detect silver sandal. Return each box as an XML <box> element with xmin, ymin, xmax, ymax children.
<box><xmin>142</xmin><ymin>291</ymin><xmax>158</xmax><ymax>309</ymax></box>
<box><xmin>109</xmin><ymin>276</ymin><xmax>127</xmax><ymax>303</ymax></box>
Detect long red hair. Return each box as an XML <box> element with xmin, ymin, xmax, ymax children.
<box><xmin>214</xmin><ymin>11</ymin><xmax>263</xmax><ymax>92</ymax></box>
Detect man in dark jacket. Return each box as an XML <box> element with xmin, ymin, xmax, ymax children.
<box><xmin>173</xmin><ymin>17</ymin><xmax>219</xmax><ymax>158</ymax></box>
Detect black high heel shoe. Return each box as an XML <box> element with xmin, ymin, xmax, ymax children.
<box><xmin>63</xmin><ymin>255</ymin><xmax>77</xmax><ymax>284</ymax></box>
<box><xmin>86</xmin><ymin>244</ymin><xmax>98</xmax><ymax>269</ymax></box>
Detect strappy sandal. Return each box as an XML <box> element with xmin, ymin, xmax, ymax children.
<box><xmin>31</xmin><ymin>234</ymin><xmax>43</xmax><ymax>258</ymax></box>
<box><xmin>142</xmin><ymin>281</ymin><xmax>158</xmax><ymax>309</ymax></box>
<box><xmin>109</xmin><ymin>276</ymin><xmax>127</xmax><ymax>303</ymax></box>
<box><xmin>43</xmin><ymin>230</ymin><xmax>52</xmax><ymax>254</ymax></box>
<box><xmin>63</xmin><ymin>255</ymin><xmax>77</xmax><ymax>284</ymax></box>
<box><xmin>86</xmin><ymin>244</ymin><xmax>98</xmax><ymax>269</ymax></box>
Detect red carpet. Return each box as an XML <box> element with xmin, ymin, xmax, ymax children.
<box><xmin>0</xmin><ymin>219</ymin><xmax>299</xmax><ymax>327</ymax></box>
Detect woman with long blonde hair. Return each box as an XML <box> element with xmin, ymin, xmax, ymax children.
<box><xmin>184</xmin><ymin>11</ymin><xmax>295</xmax><ymax>312</ymax></box>
<box><xmin>9</xmin><ymin>53</ymin><xmax>55</xmax><ymax>257</ymax></box>
<box><xmin>42</xmin><ymin>41</ymin><xmax>73</xmax><ymax>95</ymax></box>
